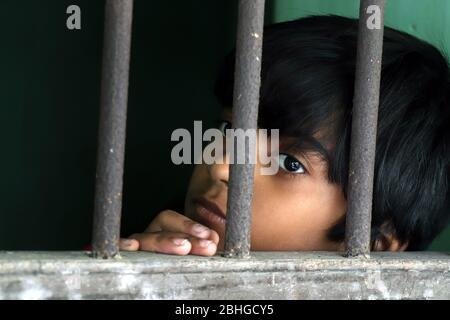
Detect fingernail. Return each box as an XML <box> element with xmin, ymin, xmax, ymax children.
<box><xmin>172</xmin><ymin>238</ymin><xmax>189</xmax><ymax>246</ymax></box>
<box><xmin>192</xmin><ymin>223</ymin><xmax>209</xmax><ymax>234</ymax></box>
<box><xmin>198</xmin><ymin>240</ymin><xmax>213</xmax><ymax>248</ymax></box>
<box><xmin>121</xmin><ymin>239</ymin><xmax>134</xmax><ymax>248</ymax></box>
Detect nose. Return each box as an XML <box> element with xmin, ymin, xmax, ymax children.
<box><xmin>208</xmin><ymin>161</ymin><xmax>229</xmax><ymax>186</ymax></box>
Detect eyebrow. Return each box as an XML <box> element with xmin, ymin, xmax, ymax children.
<box><xmin>281</xmin><ymin>136</ymin><xmax>331</xmax><ymax>173</ymax></box>
<box><xmin>221</xmin><ymin>112</ymin><xmax>332</xmax><ymax>176</ymax></box>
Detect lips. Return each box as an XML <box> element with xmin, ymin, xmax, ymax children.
<box><xmin>193</xmin><ymin>197</ymin><xmax>226</xmax><ymax>226</ymax></box>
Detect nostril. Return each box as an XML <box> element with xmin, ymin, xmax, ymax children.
<box><xmin>208</xmin><ymin>162</ymin><xmax>230</xmax><ymax>187</ymax></box>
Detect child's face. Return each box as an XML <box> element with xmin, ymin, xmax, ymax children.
<box><xmin>184</xmin><ymin>110</ymin><xmax>347</xmax><ymax>252</ymax></box>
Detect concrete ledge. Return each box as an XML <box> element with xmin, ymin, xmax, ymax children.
<box><xmin>0</xmin><ymin>251</ymin><xmax>449</xmax><ymax>299</ymax></box>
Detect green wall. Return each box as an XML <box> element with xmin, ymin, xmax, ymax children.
<box><xmin>271</xmin><ymin>0</ymin><xmax>450</xmax><ymax>56</ymax></box>
<box><xmin>270</xmin><ymin>0</ymin><xmax>450</xmax><ymax>250</ymax></box>
<box><xmin>0</xmin><ymin>0</ymin><xmax>448</xmax><ymax>251</ymax></box>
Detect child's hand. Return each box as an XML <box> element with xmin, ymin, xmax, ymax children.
<box><xmin>118</xmin><ymin>210</ymin><xmax>219</xmax><ymax>256</ymax></box>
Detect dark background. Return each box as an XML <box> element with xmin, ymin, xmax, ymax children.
<box><xmin>0</xmin><ymin>0</ymin><xmax>448</xmax><ymax>250</ymax></box>
<box><xmin>0</xmin><ymin>0</ymin><xmax>274</xmax><ymax>250</ymax></box>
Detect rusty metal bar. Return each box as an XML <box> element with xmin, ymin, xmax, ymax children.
<box><xmin>345</xmin><ymin>0</ymin><xmax>385</xmax><ymax>257</ymax></box>
<box><xmin>92</xmin><ymin>0</ymin><xmax>134</xmax><ymax>259</ymax></box>
<box><xmin>224</xmin><ymin>0</ymin><xmax>265</xmax><ymax>258</ymax></box>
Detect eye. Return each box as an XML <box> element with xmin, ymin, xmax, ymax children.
<box><xmin>278</xmin><ymin>153</ymin><xmax>306</xmax><ymax>174</ymax></box>
<box><xmin>218</xmin><ymin>120</ymin><xmax>232</xmax><ymax>136</ymax></box>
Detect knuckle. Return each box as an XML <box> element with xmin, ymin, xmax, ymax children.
<box><xmin>183</xmin><ymin>219</ymin><xmax>196</xmax><ymax>229</ymax></box>
<box><xmin>154</xmin><ymin>232</ymin><xmax>168</xmax><ymax>242</ymax></box>
<box><xmin>160</xmin><ymin>209</ymin><xmax>178</xmax><ymax>218</ymax></box>
<box><xmin>128</xmin><ymin>233</ymin><xmax>141</xmax><ymax>240</ymax></box>
<box><xmin>157</xmin><ymin>210</ymin><xmax>178</xmax><ymax>225</ymax></box>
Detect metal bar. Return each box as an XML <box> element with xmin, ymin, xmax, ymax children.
<box><xmin>92</xmin><ymin>0</ymin><xmax>134</xmax><ymax>259</ymax></box>
<box><xmin>224</xmin><ymin>0</ymin><xmax>265</xmax><ymax>258</ymax></box>
<box><xmin>345</xmin><ymin>0</ymin><xmax>385</xmax><ymax>257</ymax></box>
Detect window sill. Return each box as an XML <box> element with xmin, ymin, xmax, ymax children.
<box><xmin>0</xmin><ymin>251</ymin><xmax>449</xmax><ymax>299</ymax></box>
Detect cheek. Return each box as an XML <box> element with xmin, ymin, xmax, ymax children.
<box><xmin>253</xmin><ymin>176</ymin><xmax>344</xmax><ymax>225</ymax></box>
<box><xmin>187</xmin><ymin>165</ymin><xmax>208</xmax><ymax>194</ymax></box>
<box><xmin>185</xmin><ymin>164</ymin><xmax>209</xmax><ymax>211</ymax></box>
<box><xmin>250</xmin><ymin>175</ymin><xmax>346</xmax><ymax>249</ymax></box>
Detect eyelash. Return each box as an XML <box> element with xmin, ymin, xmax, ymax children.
<box><xmin>216</xmin><ymin>121</ymin><xmax>308</xmax><ymax>177</ymax></box>
<box><xmin>278</xmin><ymin>153</ymin><xmax>308</xmax><ymax>177</ymax></box>
<box><xmin>282</xmin><ymin>171</ymin><xmax>306</xmax><ymax>179</ymax></box>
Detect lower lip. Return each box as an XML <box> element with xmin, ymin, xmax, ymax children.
<box><xmin>194</xmin><ymin>202</ymin><xmax>226</xmax><ymax>226</ymax></box>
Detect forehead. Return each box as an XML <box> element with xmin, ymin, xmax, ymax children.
<box><xmin>221</xmin><ymin>107</ymin><xmax>332</xmax><ymax>179</ymax></box>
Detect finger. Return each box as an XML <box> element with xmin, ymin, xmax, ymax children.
<box><xmin>146</xmin><ymin>210</ymin><xmax>219</xmax><ymax>244</ymax></box>
<box><xmin>205</xmin><ymin>228</ymin><xmax>220</xmax><ymax>246</ymax></box>
<box><xmin>119</xmin><ymin>238</ymin><xmax>140</xmax><ymax>251</ymax></box>
<box><xmin>128</xmin><ymin>231</ymin><xmax>192</xmax><ymax>256</ymax></box>
<box><xmin>188</xmin><ymin>237</ymin><xmax>218</xmax><ymax>257</ymax></box>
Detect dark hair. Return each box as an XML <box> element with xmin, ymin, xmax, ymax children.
<box><xmin>214</xmin><ymin>15</ymin><xmax>450</xmax><ymax>250</ymax></box>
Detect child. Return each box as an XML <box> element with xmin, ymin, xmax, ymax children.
<box><xmin>119</xmin><ymin>15</ymin><xmax>450</xmax><ymax>256</ymax></box>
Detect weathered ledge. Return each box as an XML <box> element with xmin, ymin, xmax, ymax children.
<box><xmin>0</xmin><ymin>251</ymin><xmax>449</xmax><ymax>299</ymax></box>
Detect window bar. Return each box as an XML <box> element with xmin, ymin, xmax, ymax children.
<box><xmin>345</xmin><ymin>0</ymin><xmax>385</xmax><ymax>257</ymax></box>
<box><xmin>224</xmin><ymin>0</ymin><xmax>265</xmax><ymax>258</ymax></box>
<box><xmin>92</xmin><ymin>0</ymin><xmax>134</xmax><ymax>259</ymax></box>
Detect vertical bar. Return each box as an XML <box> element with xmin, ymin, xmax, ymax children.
<box><xmin>92</xmin><ymin>0</ymin><xmax>134</xmax><ymax>259</ymax></box>
<box><xmin>345</xmin><ymin>0</ymin><xmax>385</xmax><ymax>257</ymax></box>
<box><xmin>224</xmin><ymin>0</ymin><xmax>265</xmax><ymax>258</ymax></box>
